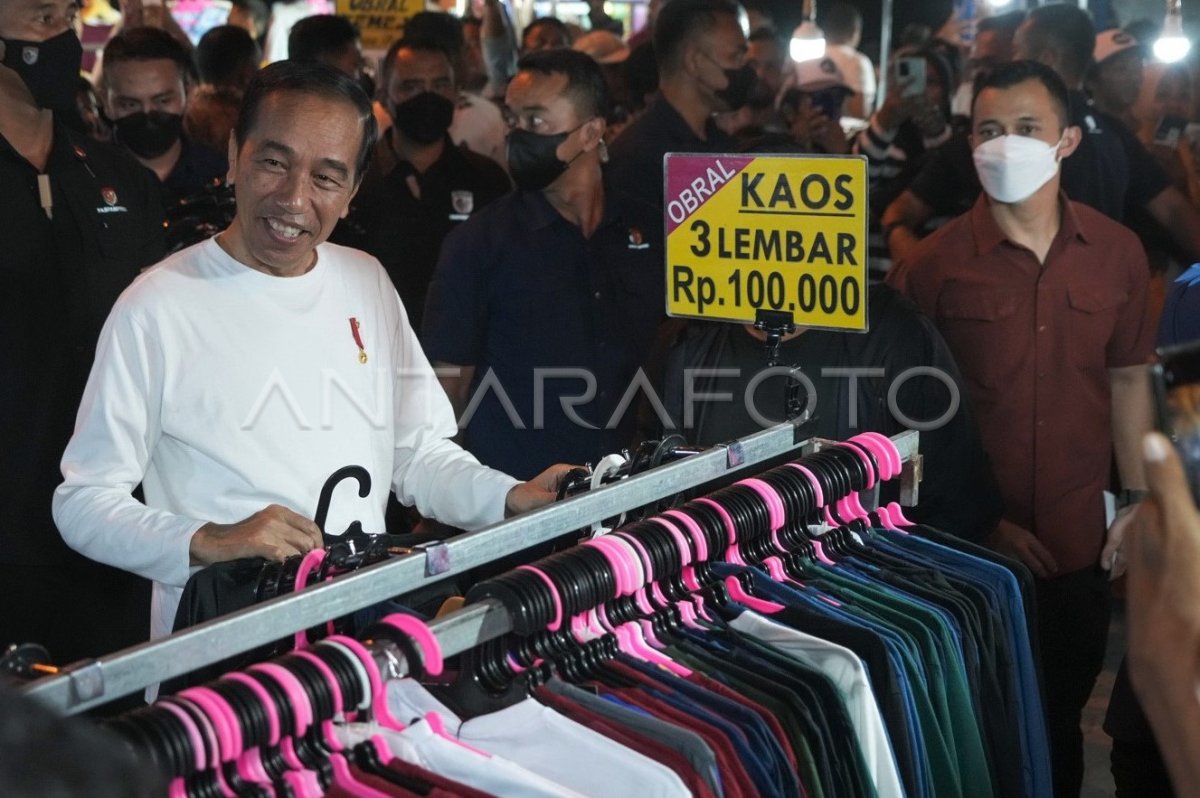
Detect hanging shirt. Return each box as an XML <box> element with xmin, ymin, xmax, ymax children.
<box><xmin>388</xmin><ymin>680</ymin><xmax>690</xmax><ymax>797</ymax></box>
<box><xmin>336</xmin><ymin>719</ymin><xmax>585</xmax><ymax>798</ymax></box>
<box><xmin>730</xmin><ymin>611</ymin><xmax>906</xmax><ymax>798</ymax></box>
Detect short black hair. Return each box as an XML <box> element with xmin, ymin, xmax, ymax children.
<box><xmin>287</xmin><ymin>14</ymin><xmax>360</xmax><ymax>63</ymax></box>
<box><xmin>977</xmin><ymin>10</ymin><xmax>1025</xmax><ymax>38</ymax></box>
<box><xmin>623</xmin><ymin>40</ymin><xmax>659</xmax><ymax>111</ymax></box>
<box><xmin>196</xmin><ymin>25</ymin><xmax>259</xmax><ymax>86</ymax></box>
<box><xmin>972</xmin><ymin>58</ymin><xmax>1072</xmax><ymax>129</ymax></box>
<box><xmin>515</xmin><ymin>47</ymin><xmax>607</xmax><ymax>121</ymax></box>
<box><xmin>405</xmin><ymin>11</ymin><xmax>465</xmax><ymax>56</ymax></box>
<box><xmin>101</xmin><ymin>25</ymin><xmax>196</xmax><ymax>85</ymax></box>
<box><xmin>234</xmin><ymin>60</ymin><xmax>377</xmax><ymax>181</ymax></box>
<box><xmin>382</xmin><ymin>35</ymin><xmax>454</xmax><ymax>87</ymax></box>
<box><xmin>1024</xmin><ymin>4</ymin><xmax>1096</xmax><ymax>85</ymax></box>
<box><xmin>823</xmin><ymin>2</ymin><xmax>862</xmax><ymax>44</ymax></box>
<box><xmin>654</xmin><ymin>0</ymin><xmax>740</xmax><ymax>76</ymax></box>
<box><xmin>522</xmin><ymin>17</ymin><xmax>571</xmax><ymax>48</ymax></box>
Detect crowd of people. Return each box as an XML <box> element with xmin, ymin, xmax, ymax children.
<box><xmin>3</xmin><ymin>0</ymin><xmax>1200</xmax><ymax>794</ymax></box>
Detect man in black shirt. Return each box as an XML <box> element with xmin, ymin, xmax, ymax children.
<box><xmin>606</xmin><ymin>0</ymin><xmax>752</xmax><ymax>209</ymax></box>
<box><xmin>0</xmin><ymin>0</ymin><xmax>164</xmax><ymax>669</ymax></box>
<box><xmin>883</xmin><ymin>5</ymin><xmax>1200</xmax><ymax>267</ymax></box>
<box><xmin>332</xmin><ymin>36</ymin><xmax>509</xmax><ymax>330</ymax></box>
<box><xmin>101</xmin><ymin>26</ymin><xmax>230</xmax><ymax>252</ymax></box>
<box><xmin>651</xmin><ymin>284</ymin><xmax>1004</xmax><ymax>543</ymax></box>
<box><xmin>424</xmin><ymin>49</ymin><xmax>663</xmax><ymax>480</ymax></box>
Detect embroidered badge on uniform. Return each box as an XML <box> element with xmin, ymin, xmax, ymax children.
<box><xmin>101</xmin><ymin>187</ymin><xmax>118</xmax><ymax>206</ymax></box>
<box><xmin>451</xmin><ymin>190</ymin><xmax>474</xmax><ymax>215</ymax></box>
<box><xmin>628</xmin><ymin>226</ymin><xmax>650</xmax><ymax>250</ymax></box>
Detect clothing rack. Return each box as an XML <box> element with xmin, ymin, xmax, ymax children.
<box><xmin>23</xmin><ymin>423</ymin><xmax>920</xmax><ymax>715</ymax></box>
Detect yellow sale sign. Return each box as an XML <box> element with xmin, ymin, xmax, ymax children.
<box><xmin>336</xmin><ymin>0</ymin><xmax>418</xmax><ymax>51</ymax></box>
<box><xmin>664</xmin><ymin>153</ymin><xmax>869</xmax><ymax>331</ymax></box>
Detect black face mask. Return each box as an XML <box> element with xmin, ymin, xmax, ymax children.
<box><xmin>114</xmin><ymin>111</ymin><xmax>183</xmax><ymax>159</ymax></box>
<box><xmin>506</xmin><ymin>122</ymin><xmax>588</xmax><ymax>191</ymax></box>
<box><xmin>715</xmin><ymin>63</ymin><xmax>758</xmax><ymax>111</ymax></box>
<box><xmin>390</xmin><ymin>92</ymin><xmax>455</xmax><ymax>146</ymax></box>
<box><xmin>2</xmin><ymin>29</ymin><xmax>83</xmax><ymax>112</ymax></box>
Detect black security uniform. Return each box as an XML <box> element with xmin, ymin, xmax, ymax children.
<box><xmin>607</xmin><ymin>92</ymin><xmax>737</xmax><ymax>210</ymax></box>
<box><xmin>0</xmin><ymin>122</ymin><xmax>165</xmax><ymax>671</ymax></box>
<box><xmin>423</xmin><ymin>186</ymin><xmax>664</xmax><ymax>481</ymax></box>
<box><xmin>333</xmin><ymin>131</ymin><xmax>510</xmax><ymax>331</ymax></box>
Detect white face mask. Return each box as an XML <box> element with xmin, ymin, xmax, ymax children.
<box><xmin>972</xmin><ymin>134</ymin><xmax>1065</xmax><ymax>204</ymax></box>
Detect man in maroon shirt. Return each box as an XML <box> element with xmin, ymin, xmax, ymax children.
<box><xmin>889</xmin><ymin>60</ymin><xmax>1155</xmax><ymax>798</ymax></box>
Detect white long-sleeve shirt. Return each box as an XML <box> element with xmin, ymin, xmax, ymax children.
<box><xmin>54</xmin><ymin>237</ymin><xmax>519</xmax><ymax>640</ymax></box>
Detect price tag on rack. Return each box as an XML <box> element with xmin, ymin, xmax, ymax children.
<box><xmin>336</xmin><ymin>0</ymin><xmax>418</xmax><ymax>51</ymax></box>
<box><xmin>663</xmin><ymin>153</ymin><xmax>869</xmax><ymax>332</ymax></box>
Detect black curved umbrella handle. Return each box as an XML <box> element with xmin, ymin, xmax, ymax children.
<box><xmin>313</xmin><ymin>465</ymin><xmax>372</xmax><ymax>535</ymax></box>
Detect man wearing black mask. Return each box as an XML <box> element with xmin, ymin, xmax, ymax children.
<box><xmin>101</xmin><ymin>26</ymin><xmax>230</xmax><ymax>252</ymax></box>
<box><xmin>423</xmin><ymin>49</ymin><xmax>663</xmax><ymax>482</ymax></box>
<box><xmin>332</xmin><ymin>36</ymin><xmax>509</xmax><ymax>332</ymax></box>
<box><xmin>0</xmin><ymin>0</ymin><xmax>164</xmax><ymax>674</ymax></box>
<box><xmin>607</xmin><ymin>0</ymin><xmax>753</xmax><ymax>209</ymax></box>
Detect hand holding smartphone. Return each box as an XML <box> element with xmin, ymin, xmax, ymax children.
<box><xmin>1152</xmin><ymin>342</ymin><xmax>1200</xmax><ymax>505</ymax></box>
<box><xmin>897</xmin><ymin>57</ymin><xmax>926</xmax><ymax>98</ymax></box>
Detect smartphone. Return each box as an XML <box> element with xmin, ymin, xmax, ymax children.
<box><xmin>897</xmin><ymin>57</ymin><xmax>926</xmax><ymax>98</ymax></box>
<box><xmin>1153</xmin><ymin>341</ymin><xmax>1200</xmax><ymax>504</ymax></box>
<box><xmin>1154</xmin><ymin>114</ymin><xmax>1188</xmax><ymax>147</ymax></box>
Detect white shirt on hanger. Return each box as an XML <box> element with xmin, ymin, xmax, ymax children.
<box><xmin>336</xmin><ymin>718</ymin><xmax>586</xmax><ymax>798</ymax></box>
<box><xmin>730</xmin><ymin>610</ymin><xmax>906</xmax><ymax>798</ymax></box>
<box><xmin>386</xmin><ymin>678</ymin><xmax>691</xmax><ymax>798</ymax></box>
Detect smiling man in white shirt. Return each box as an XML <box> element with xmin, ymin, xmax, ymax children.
<box><xmin>53</xmin><ymin>60</ymin><xmax>567</xmax><ymax>641</ymax></box>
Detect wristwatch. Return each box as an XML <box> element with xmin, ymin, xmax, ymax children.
<box><xmin>1115</xmin><ymin>489</ymin><xmax>1150</xmax><ymax>510</ymax></box>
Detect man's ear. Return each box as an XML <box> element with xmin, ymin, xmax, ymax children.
<box><xmin>581</xmin><ymin>116</ymin><xmax>607</xmax><ymax>152</ymax></box>
<box><xmin>1058</xmin><ymin>124</ymin><xmax>1082</xmax><ymax>160</ymax></box>
<box><xmin>342</xmin><ymin>179</ymin><xmax>361</xmax><ymax>218</ymax></box>
<box><xmin>682</xmin><ymin>41</ymin><xmax>704</xmax><ymax>79</ymax></box>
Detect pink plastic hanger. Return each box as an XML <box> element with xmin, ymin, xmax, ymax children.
<box><xmin>723</xmin><ymin>575</ymin><xmax>786</xmax><ymax>614</ymax></box>
<box><xmin>158</xmin><ymin>701</ymin><xmax>207</xmax><ymax>774</ymax></box>
<box><xmin>223</xmin><ymin>672</ymin><xmax>281</xmax><ymax>785</ymax></box>
<box><xmin>376</xmin><ymin>613</ymin><xmax>445</xmax><ymax>678</ymax></box>
<box><xmin>176</xmin><ymin>687</ymin><xmax>241</xmax><ymax>798</ymax></box>
<box><xmin>784</xmin><ymin>464</ymin><xmax>838</xmax><ymax>565</ymax></box>
<box><xmin>517</xmin><ymin>565</ymin><xmax>563</xmax><ymax>633</ymax></box>
<box><xmin>172</xmin><ymin>693</ymin><xmax>239</xmax><ymax>797</ymax></box>
<box><xmin>852</xmin><ymin>433</ymin><xmax>915</xmax><ymax>527</ymax></box>
<box><xmin>315</xmin><ymin>639</ymin><xmax>374</xmax><ymax>713</ymax></box>
<box><xmin>292</xmin><ymin>548</ymin><xmax>328</xmax><ymax>649</ymax></box>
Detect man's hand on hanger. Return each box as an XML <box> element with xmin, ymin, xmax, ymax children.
<box><xmin>190</xmin><ymin>505</ymin><xmax>324</xmax><ymax>566</ymax></box>
<box><xmin>505</xmin><ymin>463</ymin><xmax>579</xmax><ymax>517</ymax></box>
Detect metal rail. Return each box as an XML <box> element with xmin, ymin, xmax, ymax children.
<box><xmin>24</xmin><ymin>424</ymin><xmax>919</xmax><ymax>714</ymax></box>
